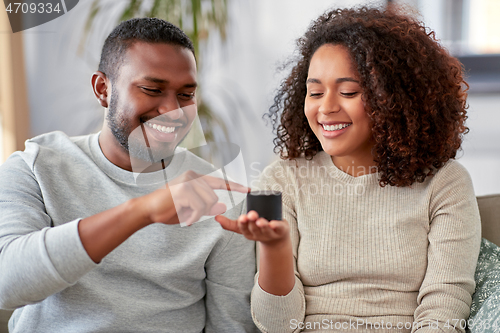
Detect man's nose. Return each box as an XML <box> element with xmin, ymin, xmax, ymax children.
<box><xmin>159</xmin><ymin>107</ymin><xmax>184</xmax><ymax>120</ymax></box>
<box><xmin>157</xmin><ymin>97</ymin><xmax>183</xmax><ymax>119</ymax></box>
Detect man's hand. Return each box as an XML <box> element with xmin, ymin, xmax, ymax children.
<box><xmin>144</xmin><ymin>170</ymin><xmax>249</xmax><ymax>226</ymax></box>
<box><xmin>79</xmin><ymin>170</ymin><xmax>248</xmax><ymax>263</ymax></box>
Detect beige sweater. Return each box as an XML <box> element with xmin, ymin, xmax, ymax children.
<box><xmin>251</xmin><ymin>152</ymin><xmax>481</xmax><ymax>333</ymax></box>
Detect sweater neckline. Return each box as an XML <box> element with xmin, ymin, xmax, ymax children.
<box><xmin>316</xmin><ymin>151</ymin><xmax>380</xmax><ymax>185</ymax></box>
<box><xmin>88</xmin><ymin>132</ymin><xmax>187</xmax><ymax>186</ymax></box>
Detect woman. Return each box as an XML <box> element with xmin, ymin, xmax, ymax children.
<box><xmin>216</xmin><ymin>6</ymin><xmax>481</xmax><ymax>333</ymax></box>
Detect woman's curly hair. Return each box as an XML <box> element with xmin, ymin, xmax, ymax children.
<box><xmin>266</xmin><ymin>6</ymin><xmax>469</xmax><ymax>187</ymax></box>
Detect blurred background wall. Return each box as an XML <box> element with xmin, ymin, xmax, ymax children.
<box><xmin>1</xmin><ymin>0</ymin><xmax>499</xmax><ymax>195</ymax></box>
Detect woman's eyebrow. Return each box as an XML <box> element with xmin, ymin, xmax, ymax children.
<box><xmin>306</xmin><ymin>78</ymin><xmax>321</xmax><ymax>84</ymax></box>
<box><xmin>336</xmin><ymin>77</ymin><xmax>359</xmax><ymax>83</ymax></box>
<box><xmin>306</xmin><ymin>77</ymin><xmax>359</xmax><ymax>84</ymax></box>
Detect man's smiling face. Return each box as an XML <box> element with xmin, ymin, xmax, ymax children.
<box><xmin>99</xmin><ymin>41</ymin><xmax>198</xmax><ymax>169</ymax></box>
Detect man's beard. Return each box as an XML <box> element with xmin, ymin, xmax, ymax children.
<box><xmin>106</xmin><ymin>89</ymin><xmax>176</xmax><ymax>164</ymax></box>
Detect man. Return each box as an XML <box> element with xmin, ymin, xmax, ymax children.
<box><xmin>0</xmin><ymin>18</ymin><xmax>256</xmax><ymax>332</ymax></box>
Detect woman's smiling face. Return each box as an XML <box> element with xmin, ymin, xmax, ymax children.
<box><xmin>304</xmin><ymin>44</ymin><xmax>374</xmax><ymax>168</ymax></box>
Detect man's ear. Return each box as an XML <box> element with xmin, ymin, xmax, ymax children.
<box><xmin>91</xmin><ymin>71</ymin><xmax>110</xmax><ymax>108</ymax></box>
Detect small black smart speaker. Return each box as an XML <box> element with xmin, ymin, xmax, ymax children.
<box><xmin>246</xmin><ymin>191</ymin><xmax>282</xmax><ymax>221</ymax></box>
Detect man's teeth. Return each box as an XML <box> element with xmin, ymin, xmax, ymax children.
<box><xmin>322</xmin><ymin>123</ymin><xmax>351</xmax><ymax>131</ymax></box>
<box><xmin>146</xmin><ymin>122</ymin><xmax>175</xmax><ymax>133</ymax></box>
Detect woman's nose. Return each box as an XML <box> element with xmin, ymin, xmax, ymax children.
<box><xmin>318</xmin><ymin>92</ymin><xmax>340</xmax><ymax>114</ymax></box>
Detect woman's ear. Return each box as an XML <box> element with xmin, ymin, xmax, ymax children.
<box><xmin>91</xmin><ymin>71</ymin><xmax>110</xmax><ymax>108</ymax></box>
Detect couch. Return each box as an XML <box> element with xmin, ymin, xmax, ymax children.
<box><xmin>0</xmin><ymin>194</ymin><xmax>499</xmax><ymax>332</ymax></box>
<box><xmin>476</xmin><ymin>194</ymin><xmax>500</xmax><ymax>247</ymax></box>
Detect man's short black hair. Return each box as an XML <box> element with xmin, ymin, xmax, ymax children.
<box><xmin>98</xmin><ymin>17</ymin><xmax>195</xmax><ymax>82</ymax></box>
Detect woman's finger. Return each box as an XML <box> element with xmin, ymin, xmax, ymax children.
<box><xmin>247</xmin><ymin>219</ymin><xmax>268</xmax><ymax>237</ymax></box>
<box><xmin>215</xmin><ymin>215</ymin><xmax>241</xmax><ymax>234</ymax></box>
<box><xmin>246</xmin><ymin>210</ymin><xmax>260</xmax><ymax>222</ymax></box>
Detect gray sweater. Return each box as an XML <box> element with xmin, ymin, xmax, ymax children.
<box><xmin>0</xmin><ymin>131</ymin><xmax>257</xmax><ymax>333</ymax></box>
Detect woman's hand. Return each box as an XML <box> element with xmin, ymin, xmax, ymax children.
<box><xmin>217</xmin><ymin>210</ymin><xmax>295</xmax><ymax>295</ymax></box>
<box><xmin>216</xmin><ymin>210</ymin><xmax>290</xmax><ymax>246</ymax></box>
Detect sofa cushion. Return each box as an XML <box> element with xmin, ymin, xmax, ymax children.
<box><xmin>0</xmin><ymin>310</ymin><xmax>12</xmax><ymax>333</ymax></box>
<box><xmin>467</xmin><ymin>238</ymin><xmax>500</xmax><ymax>332</ymax></box>
<box><xmin>477</xmin><ymin>194</ymin><xmax>500</xmax><ymax>247</ymax></box>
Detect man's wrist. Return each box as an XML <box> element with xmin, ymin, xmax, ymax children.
<box><xmin>126</xmin><ymin>197</ymin><xmax>153</xmax><ymax>229</ymax></box>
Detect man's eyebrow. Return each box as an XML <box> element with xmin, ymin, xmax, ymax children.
<box><xmin>142</xmin><ymin>77</ymin><xmax>198</xmax><ymax>88</ymax></box>
<box><xmin>143</xmin><ymin>76</ymin><xmax>167</xmax><ymax>84</ymax></box>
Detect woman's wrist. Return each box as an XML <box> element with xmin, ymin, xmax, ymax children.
<box><xmin>259</xmin><ymin>232</ymin><xmax>291</xmax><ymax>250</ymax></box>
<box><xmin>257</xmin><ymin>232</ymin><xmax>294</xmax><ymax>295</ymax></box>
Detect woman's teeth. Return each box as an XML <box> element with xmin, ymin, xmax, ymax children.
<box><xmin>322</xmin><ymin>123</ymin><xmax>351</xmax><ymax>131</ymax></box>
<box><xmin>146</xmin><ymin>122</ymin><xmax>175</xmax><ymax>133</ymax></box>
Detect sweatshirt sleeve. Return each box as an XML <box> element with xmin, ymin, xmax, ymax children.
<box><xmin>0</xmin><ymin>151</ymin><xmax>97</xmax><ymax>309</ymax></box>
<box><xmin>412</xmin><ymin>161</ymin><xmax>481</xmax><ymax>333</ymax></box>
<box><xmin>250</xmin><ymin>161</ymin><xmax>306</xmax><ymax>333</ymax></box>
